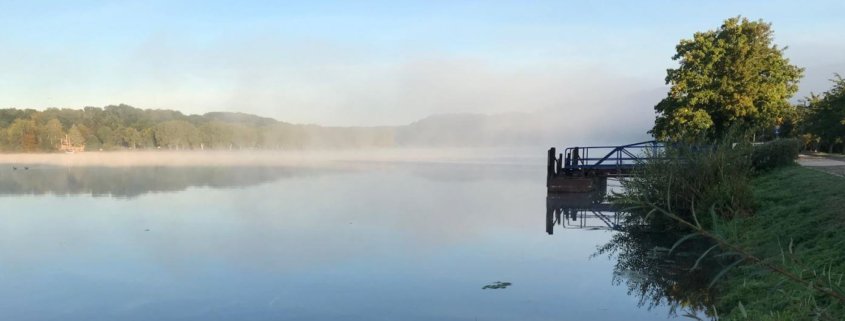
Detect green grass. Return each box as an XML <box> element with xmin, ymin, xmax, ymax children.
<box><xmin>718</xmin><ymin>166</ymin><xmax>845</xmax><ymax>320</ymax></box>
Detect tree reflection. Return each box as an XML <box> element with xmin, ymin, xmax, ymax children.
<box><xmin>595</xmin><ymin>222</ymin><xmax>721</xmax><ymax>319</ymax></box>
<box><xmin>0</xmin><ymin>166</ymin><xmax>331</xmax><ymax>198</ymax></box>
<box><xmin>547</xmin><ymin>178</ymin><xmax>722</xmax><ymax>319</ymax></box>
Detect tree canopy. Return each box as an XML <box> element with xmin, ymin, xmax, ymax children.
<box><xmin>651</xmin><ymin>17</ymin><xmax>804</xmax><ymax>142</ymax></box>
<box><xmin>800</xmin><ymin>75</ymin><xmax>845</xmax><ymax>152</ymax></box>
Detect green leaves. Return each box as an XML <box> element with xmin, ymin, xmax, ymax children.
<box><xmin>652</xmin><ymin>17</ymin><xmax>804</xmax><ymax>142</ymax></box>
<box><xmin>802</xmin><ymin>75</ymin><xmax>845</xmax><ymax>153</ymax></box>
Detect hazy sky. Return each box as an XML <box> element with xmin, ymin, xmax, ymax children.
<box><xmin>0</xmin><ymin>1</ymin><xmax>843</xmax><ymax>126</ymax></box>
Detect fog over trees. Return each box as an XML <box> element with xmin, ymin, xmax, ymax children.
<box><xmin>0</xmin><ymin>104</ymin><xmax>577</xmax><ymax>152</ymax></box>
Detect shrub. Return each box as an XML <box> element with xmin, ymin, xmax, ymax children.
<box><xmin>751</xmin><ymin>138</ymin><xmax>800</xmax><ymax>171</ymax></box>
<box><xmin>615</xmin><ymin>140</ymin><xmax>755</xmax><ymax>228</ymax></box>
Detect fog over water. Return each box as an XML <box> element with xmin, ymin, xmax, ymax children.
<box><xmin>1</xmin><ymin>1</ymin><xmax>841</xmax><ymax>320</ymax></box>
<box><xmin>0</xmin><ymin>154</ymin><xmax>686</xmax><ymax>321</ymax></box>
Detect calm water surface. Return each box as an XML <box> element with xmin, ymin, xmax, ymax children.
<box><xmin>0</xmin><ymin>158</ymin><xmax>676</xmax><ymax>320</ymax></box>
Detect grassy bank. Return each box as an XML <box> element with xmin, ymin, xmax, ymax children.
<box><xmin>718</xmin><ymin>166</ymin><xmax>845</xmax><ymax>320</ymax></box>
<box><xmin>608</xmin><ymin>139</ymin><xmax>844</xmax><ymax>320</ymax></box>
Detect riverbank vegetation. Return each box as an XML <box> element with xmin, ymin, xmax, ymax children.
<box><xmin>608</xmin><ymin>139</ymin><xmax>844</xmax><ymax>320</ymax></box>
<box><xmin>607</xmin><ymin>16</ymin><xmax>844</xmax><ymax>320</ymax></box>
<box><xmin>718</xmin><ymin>166</ymin><xmax>845</xmax><ymax>320</ymax></box>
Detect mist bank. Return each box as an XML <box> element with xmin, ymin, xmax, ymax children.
<box><xmin>0</xmin><ymin>99</ymin><xmax>656</xmax><ymax>153</ymax></box>
<box><xmin>0</xmin><ymin>149</ymin><xmax>547</xmax><ymax>168</ymax></box>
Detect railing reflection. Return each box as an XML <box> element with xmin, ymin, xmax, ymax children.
<box><xmin>546</xmin><ymin>178</ymin><xmax>622</xmax><ymax>234</ymax></box>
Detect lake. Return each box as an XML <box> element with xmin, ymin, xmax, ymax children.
<box><xmin>0</xmin><ymin>154</ymin><xmax>678</xmax><ymax>320</ymax></box>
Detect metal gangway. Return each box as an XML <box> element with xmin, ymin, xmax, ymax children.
<box><xmin>547</xmin><ymin>140</ymin><xmax>664</xmax><ymax>178</ymax></box>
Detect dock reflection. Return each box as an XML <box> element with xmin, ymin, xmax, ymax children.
<box><xmin>546</xmin><ymin>178</ymin><xmax>621</xmax><ymax>234</ymax></box>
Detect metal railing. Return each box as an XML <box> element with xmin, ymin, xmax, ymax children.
<box><xmin>564</xmin><ymin>140</ymin><xmax>664</xmax><ymax>171</ymax></box>
<box><xmin>548</xmin><ymin>141</ymin><xmax>664</xmax><ymax>178</ymax></box>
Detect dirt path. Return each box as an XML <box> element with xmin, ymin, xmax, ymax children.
<box><xmin>798</xmin><ymin>154</ymin><xmax>845</xmax><ymax>177</ymax></box>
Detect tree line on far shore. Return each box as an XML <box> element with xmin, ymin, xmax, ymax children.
<box><xmin>0</xmin><ymin>105</ymin><xmax>550</xmax><ymax>153</ymax></box>
<box><xmin>0</xmin><ymin>105</ymin><xmax>396</xmax><ymax>152</ymax></box>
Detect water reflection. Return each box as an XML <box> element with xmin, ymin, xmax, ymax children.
<box><xmin>0</xmin><ymin>163</ymin><xmax>677</xmax><ymax>320</ymax></box>
<box><xmin>0</xmin><ymin>166</ymin><xmax>330</xmax><ymax>198</ymax></box>
<box><xmin>596</xmin><ymin>223</ymin><xmax>720</xmax><ymax>318</ymax></box>
<box><xmin>546</xmin><ymin>178</ymin><xmax>720</xmax><ymax>319</ymax></box>
<box><xmin>546</xmin><ymin>178</ymin><xmax>620</xmax><ymax>234</ymax></box>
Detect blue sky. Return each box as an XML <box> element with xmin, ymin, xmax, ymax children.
<box><xmin>0</xmin><ymin>1</ymin><xmax>843</xmax><ymax>126</ymax></box>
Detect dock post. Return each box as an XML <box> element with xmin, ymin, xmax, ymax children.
<box><xmin>557</xmin><ymin>153</ymin><xmax>563</xmax><ymax>175</ymax></box>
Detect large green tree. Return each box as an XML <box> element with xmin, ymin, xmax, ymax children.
<box><xmin>651</xmin><ymin>17</ymin><xmax>804</xmax><ymax>142</ymax></box>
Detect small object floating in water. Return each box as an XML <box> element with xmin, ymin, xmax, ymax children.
<box><xmin>145</xmin><ymin>229</ymin><xmax>150</xmax><ymax>232</ymax></box>
<box><xmin>12</xmin><ymin>167</ymin><xmax>16</xmax><ymax>170</ymax></box>
<box><xmin>24</xmin><ymin>167</ymin><xmax>28</xmax><ymax>170</ymax></box>
<box><xmin>482</xmin><ymin>281</ymin><xmax>512</xmax><ymax>290</ymax></box>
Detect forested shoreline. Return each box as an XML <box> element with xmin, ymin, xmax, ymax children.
<box><xmin>0</xmin><ymin>104</ymin><xmax>554</xmax><ymax>152</ymax></box>
<box><xmin>0</xmin><ymin>104</ymin><xmax>398</xmax><ymax>152</ymax></box>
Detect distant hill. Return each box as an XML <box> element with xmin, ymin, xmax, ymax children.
<box><xmin>202</xmin><ymin>112</ymin><xmax>280</xmax><ymax>127</ymax></box>
<box><xmin>396</xmin><ymin>112</ymin><xmax>543</xmax><ymax>146</ymax></box>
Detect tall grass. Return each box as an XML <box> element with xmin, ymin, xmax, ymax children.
<box><xmin>616</xmin><ymin>139</ymin><xmax>755</xmax><ymax>229</ymax></box>
<box><xmin>609</xmin><ymin>138</ymin><xmax>844</xmax><ymax>320</ymax></box>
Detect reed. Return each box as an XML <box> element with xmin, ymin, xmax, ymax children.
<box><xmin>610</xmin><ymin>138</ymin><xmax>843</xmax><ymax>320</ymax></box>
